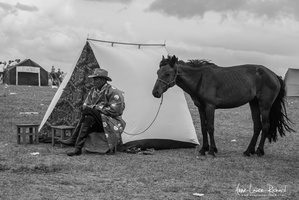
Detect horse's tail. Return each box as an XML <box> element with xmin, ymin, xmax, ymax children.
<box><xmin>268</xmin><ymin>76</ymin><xmax>294</xmax><ymax>143</ymax></box>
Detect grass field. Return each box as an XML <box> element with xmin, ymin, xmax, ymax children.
<box><xmin>0</xmin><ymin>85</ymin><xmax>298</xmax><ymax>200</ymax></box>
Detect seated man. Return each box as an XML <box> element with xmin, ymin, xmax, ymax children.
<box><xmin>59</xmin><ymin>68</ymin><xmax>126</xmax><ymax>156</ymax></box>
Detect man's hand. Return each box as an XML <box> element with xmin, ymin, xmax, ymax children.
<box><xmin>83</xmin><ymin>104</ymin><xmax>94</xmax><ymax>110</ymax></box>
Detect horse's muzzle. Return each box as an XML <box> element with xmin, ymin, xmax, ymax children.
<box><xmin>152</xmin><ymin>89</ymin><xmax>162</xmax><ymax>98</ymax></box>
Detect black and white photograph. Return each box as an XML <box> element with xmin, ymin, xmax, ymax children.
<box><xmin>0</xmin><ymin>0</ymin><xmax>298</xmax><ymax>199</ymax></box>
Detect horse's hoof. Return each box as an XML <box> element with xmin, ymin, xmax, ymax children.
<box><xmin>256</xmin><ymin>149</ymin><xmax>264</xmax><ymax>157</ymax></box>
<box><xmin>243</xmin><ymin>149</ymin><xmax>255</xmax><ymax>157</ymax></box>
<box><xmin>198</xmin><ymin>150</ymin><xmax>206</xmax><ymax>156</ymax></box>
<box><xmin>214</xmin><ymin>147</ymin><xmax>218</xmax><ymax>153</ymax></box>
<box><xmin>207</xmin><ymin>154</ymin><xmax>215</xmax><ymax>159</ymax></box>
<box><xmin>243</xmin><ymin>151</ymin><xmax>251</xmax><ymax>157</ymax></box>
<box><xmin>196</xmin><ymin>155</ymin><xmax>206</xmax><ymax>160</ymax></box>
<box><xmin>195</xmin><ymin>148</ymin><xmax>206</xmax><ymax>158</ymax></box>
<box><xmin>207</xmin><ymin>151</ymin><xmax>216</xmax><ymax>158</ymax></box>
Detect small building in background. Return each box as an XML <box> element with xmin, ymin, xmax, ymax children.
<box><xmin>3</xmin><ymin>59</ymin><xmax>48</xmax><ymax>86</ymax></box>
<box><xmin>284</xmin><ymin>68</ymin><xmax>299</xmax><ymax>97</ymax></box>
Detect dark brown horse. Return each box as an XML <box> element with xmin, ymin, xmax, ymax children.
<box><xmin>152</xmin><ymin>55</ymin><xmax>294</xmax><ymax>157</ymax></box>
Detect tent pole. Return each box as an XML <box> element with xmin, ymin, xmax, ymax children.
<box><xmin>87</xmin><ymin>38</ymin><xmax>166</xmax><ymax>47</ymax></box>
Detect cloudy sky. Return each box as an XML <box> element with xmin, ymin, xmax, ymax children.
<box><xmin>1</xmin><ymin>0</ymin><xmax>299</xmax><ymax>76</ymax></box>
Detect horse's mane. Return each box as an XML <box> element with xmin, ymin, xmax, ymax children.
<box><xmin>163</xmin><ymin>55</ymin><xmax>215</xmax><ymax>68</ymax></box>
<box><xmin>178</xmin><ymin>59</ymin><xmax>215</xmax><ymax>68</ymax></box>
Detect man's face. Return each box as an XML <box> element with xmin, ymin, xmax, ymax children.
<box><xmin>92</xmin><ymin>77</ymin><xmax>106</xmax><ymax>88</ymax></box>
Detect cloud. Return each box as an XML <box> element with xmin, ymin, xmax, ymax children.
<box><xmin>84</xmin><ymin>0</ymin><xmax>134</xmax><ymax>4</ymax></box>
<box><xmin>167</xmin><ymin>41</ymin><xmax>297</xmax><ymax>76</ymax></box>
<box><xmin>0</xmin><ymin>2</ymin><xmax>37</xmax><ymax>23</ymax></box>
<box><xmin>122</xmin><ymin>22</ymin><xmax>137</xmax><ymax>40</ymax></box>
<box><xmin>15</xmin><ymin>2</ymin><xmax>38</xmax><ymax>12</ymax></box>
<box><xmin>1</xmin><ymin>0</ymin><xmax>298</xmax><ymax>76</ymax></box>
<box><xmin>0</xmin><ymin>2</ymin><xmax>17</xmax><ymax>16</ymax></box>
<box><xmin>0</xmin><ymin>2</ymin><xmax>38</xmax><ymax>16</ymax></box>
<box><xmin>0</xmin><ymin>1</ymin><xmax>83</xmax><ymax>70</ymax></box>
<box><xmin>147</xmin><ymin>0</ymin><xmax>299</xmax><ymax>20</ymax></box>
<box><xmin>0</xmin><ymin>2</ymin><xmax>13</xmax><ymax>10</ymax></box>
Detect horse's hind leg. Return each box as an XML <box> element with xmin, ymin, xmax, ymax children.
<box><xmin>255</xmin><ymin>88</ymin><xmax>278</xmax><ymax>156</ymax></box>
<box><xmin>256</xmin><ymin>108</ymin><xmax>270</xmax><ymax>156</ymax></box>
<box><xmin>244</xmin><ymin>99</ymin><xmax>262</xmax><ymax>156</ymax></box>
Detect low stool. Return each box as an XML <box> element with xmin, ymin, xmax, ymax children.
<box><xmin>84</xmin><ymin>132</ymin><xmax>118</xmax><ymax>154</ymax></box>
<box><xmin>51</xmin><ymin>125</ymin><xmax>75</xmax><ymax>147</ymax></box>
<box><xmin>16</xmin><ymin>124</ymin><xmax>40</xmax><ymax>145</ymax></box>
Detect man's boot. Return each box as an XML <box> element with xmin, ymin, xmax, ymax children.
<box><xmin>58</xmin><ymin>123</ymin><xmax>81</xmax><ymax>146</ymax></box>
<box><xmin>67</xmin><ymin>116</ymin><xmax>95</xmax><ymax>156</ymax></box>
<box><xmin>66</xmin><ymin>147</ymin><xmax>82</xmax><ymax>156</ymax></box>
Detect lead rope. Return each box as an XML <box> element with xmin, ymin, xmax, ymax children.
<box><xmin>123</xmin><ymin>94</ymin><xmax>164</xmax><ymax>135</ymax></box>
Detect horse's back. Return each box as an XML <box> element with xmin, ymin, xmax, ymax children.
<box><xmin>203</xmin><ymin>64</ymin><xmax>280</xmax><ymax>108</ymax></box>
<box><xmin>214</xmin><ymin>64</ymin><xmax>279</xmax><ymax>89</ymax></box>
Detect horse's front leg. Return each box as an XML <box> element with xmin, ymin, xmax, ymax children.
<box><xmin>206</xmin><ymin>105</ymin><xmax>218</xmax><ymax>157</ymax></box>
<box><xmin>198</xmin><ymin>108</ymin><xmax>209</xmax><ymax>156</ymax></box>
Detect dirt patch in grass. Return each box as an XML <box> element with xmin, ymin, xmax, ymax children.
<box><xmin>0</xmin><ymin>85</ymin><xmax>298</xmax><ymax>199</ymax></box>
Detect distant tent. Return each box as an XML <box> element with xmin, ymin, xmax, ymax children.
<box><xmin>0</xmin><ymin>63</ymin><xmax>4</xmax><ymax>73</ymax></box>
<box><xmin>0</xmin><ymin>63</ymin><xmax>4</xmax><ymax>81</ymax></box>
<box><xmin>39</xmin><ymin>39</ymin><xmax>199</xmax><ymax>150</ymax></box>
<box><xmin>284</xmin><ymin>68</ymin><xmax>299</xmax><ymax>97</ymax></box>
<box><xmin>3</xmin><ymin>59</ymin><xmax>48</xmax><ymax>86</ymax></box>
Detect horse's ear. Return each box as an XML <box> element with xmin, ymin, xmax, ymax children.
<box><xmin>159</xmin><ymin>55</ymin><xmax>165</xmax><ymax>68</ymax></box>
<box><xmin>170</xmin><ymin>55</ymin><xmax>178</xmax><ymax>67</ymax></box>
<box><xmin>173</xmin><ymin>55</ymin><xmax>178</xmax><ymax>62</ymax></box>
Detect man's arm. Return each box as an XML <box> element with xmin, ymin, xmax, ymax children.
<box><xmin>94</xmin><ymin>90</ymin><xmax>125</xmax><ymax>117</ymax></box>
<box><xmin>83</xmin><ymin>88</ymin><xmax>95</xmax><ymax>109</ymax></box>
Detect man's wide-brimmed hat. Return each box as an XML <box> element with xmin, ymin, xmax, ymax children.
<box><xmin>88</xmin><ymin>68</ymin><xmax>112</xmax><ymax>81</ymax></box>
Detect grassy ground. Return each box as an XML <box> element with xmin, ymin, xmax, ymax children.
<box><xmin>0</xmin><ymin>85</ymin><xmax>298</xmax><ymax>200</ymax></box>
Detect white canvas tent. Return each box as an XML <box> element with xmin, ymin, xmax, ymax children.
<box><xmin>284</xmin><ymin>68</ymin><xmax>299</xmax><ymax>97</ymax></box>
<box><xmin>39</xmin><ymin>39</ymin><xmax>199</xmax><ymax>150</ymax></box>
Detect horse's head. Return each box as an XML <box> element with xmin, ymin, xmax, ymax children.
<box><xmin>152</xmin><ymin>55</ymin><xmax>178</xmax><ymax>98</ymax></box>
